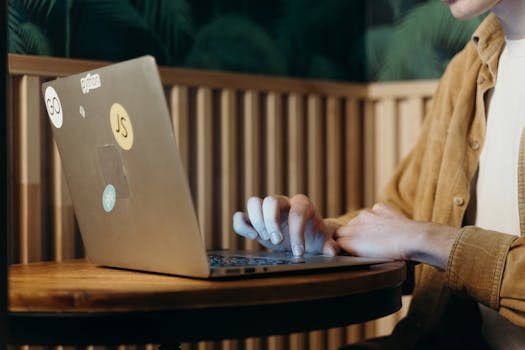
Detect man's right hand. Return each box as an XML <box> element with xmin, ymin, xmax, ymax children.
<box><xmin>232</xmin><ymin>194</ymin><xmax>340</xmax><ymax>256</ymax></box>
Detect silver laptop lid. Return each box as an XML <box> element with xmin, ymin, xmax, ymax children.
<box><xmin>42</xmin><ymin>56</ymin><xmax>210</xmax><ymax>278</ymax></box>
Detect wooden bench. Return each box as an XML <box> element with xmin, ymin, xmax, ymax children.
<box><xmin>6</xmin><ymin>53</ymin><xmax>437</xmax><ymax>350</ymax></box>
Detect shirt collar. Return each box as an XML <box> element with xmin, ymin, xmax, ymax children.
<box><xmin>472</xmin><ymin>13</ymin><xmax>505</xmax><ymax>78</ymax></box>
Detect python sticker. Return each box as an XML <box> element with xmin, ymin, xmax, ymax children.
<box><xmin>110</xmin><ymin>103</ymin><xmax>134</xmax><ymax>150</ymax></box>
<box><xmin>102</xmin><ymin>184</ymin><xmax>116</xmax><ymax>213</ymax></box>
<box><xmin>44</xmin><ymin>86</ymin><xmax>63</xmax><ymax>128</ymax></box>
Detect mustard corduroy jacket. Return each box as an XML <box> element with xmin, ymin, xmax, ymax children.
<box><xmin>327</xmin><ymin>13</ymin><xmax>525</xmax><ymax>348</ymax></box>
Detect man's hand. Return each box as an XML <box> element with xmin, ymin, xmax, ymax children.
<box><xmin>232</xmin><ymin>194</ymin><xmax>340</xmax><ymax>256</ymax></box>
<box><xmin>335</xmin><ymin>203</ymin><xmax>459</xmax><ymax>270</ymax></box>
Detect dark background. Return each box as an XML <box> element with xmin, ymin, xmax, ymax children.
<box><xmin>8</xmin><ymin>0</ymin><xmax>484</xmax><ymax>80</ymax></box>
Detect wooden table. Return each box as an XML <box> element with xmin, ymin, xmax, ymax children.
<box><xmin>8</xmin><ymin>260</ymin><xmax>406</xmax><ymax>345</ymax></box>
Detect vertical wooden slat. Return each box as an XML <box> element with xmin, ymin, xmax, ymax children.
<box><xmin>286</xmin><ymin>96</ymin><xmax>308</xmax><ymax>350</ymax></box>
<box><xmin>245</xmin><ymin>338</ymin><xmax>263</xmax><ymax>350</ymax></box>
<box><xmin>326</xmin><ymin>96</ymin><xmax>345</xmax><ymax>350</ymax></box>
<box><xmin>289</xmin><ymin>332</ymin><xmax>306</xmax><ymax>350</ymax></box>
<box><xmin>220</xmin><ymin>89</ymin><xmax>239</xmax><ymax>250</ymax></box>
<box><xmin>365</xmin><ymin>99</ymin><xmax>399</xmax><ymax>340</ymax></box>
<box><xmin>51</xmin><ymin>142</ymin><xmax>76</xmax><ymax>261</ymax></box>
<box><xmin>374</xmin><ymin>99</ymin><xmax>397</xmax><ymax>202</ymax></box>
<box><xmin>398</xmin><ymin>97</ymin><xmax>424</xmax><ymax>160</ymax></box>
<box><xmin>265</xmin><ymin>92</ymin><xmax>283</xmax><ymax>195</ymax></box>
<box><xmin>243</xmin><ymin>90</ymin><xmax>264</xmax><ymax>350</ymax></box>
<box><xmin>267</xmin><ymin>337</ymin><xmax>285</xmax><ymax>350</ymax></box>
<box><xmin>221</xmin><ymin>339</ymin><xmax>239</xmax><ymax>350</ymax></box>
<box><xmin>264</xmin><ymin>90</ymin><xmax>287</xmax><ymax>350</ymax></box>
<box><xmin>287</xmin><ymin>93</ymin><xmax>305</xmax><ymax>196</ymax></box>
<box><xmin>219</xmin><ymin>89</ymin><xmax>241</xmax><ymax>350</ymax></box>
<box><xmin>346</xmin><ymin>323</ymin><xmax>365</xmax><ymax>345</ymax></box>
<box><xmin>344</xmin><ymin>99</ymin><xmax>362</xmax><ymax>212</ymax></box>
<box><xmin>196</xmin><ymin>87</ymin><xmax>214</xmax><ymax>249</ymax></box>
<box><xmin>307</xmin><ymin>94</ymin><xmax>326</xmax><ymax>349</ymax></box>
<box><xmin>17</xmin><ymin>75</ymin><xmax>42</xmax><ymax>264</ymax></box>
<box><xmin>309</xmin><ymin>330</ymin><xmax>325</xmax><ymax>350</ymax></box>
<box><xmin>325</xmin><ymin>96</ymin><xmax>342</xmax><ymax>216</ymax></box>
<box><xmin>306</xmin><ymin>95</ymin><xmax>324</xmax><ymax>214</ymax></box>
<box><xmin>263</xmin><ymin>93</ymin><xmax>285</xmax><ymax>350</ymax></box>
<box><xmin>266</xmin><ymin>92</ymin><xmax>286</xmax><ymax>350</ymax></box>
<box><xmin>363</xmin><ymin>100</ymin><xmax>376</xmax><ymax>207</ymax></box>
<box><xmin>327</xmin><ymin>329</ymin><xmax>344</xmax><ymax>350</ymax></box>
<box><xmin>242</xmin><ymin>90</ymin><xmax>262</xmax><ymax>252</ymax></box>
<box><xmin>197</xmin><ymin>341</ymin><xmax>215</xmax><ymax>350</ymax></box>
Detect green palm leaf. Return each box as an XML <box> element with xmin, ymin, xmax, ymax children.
<box><xmin>19</xmin><ymin>0</ymin><xmax>57</xmax><ymax>24</ymax></box>
<box><xmin>69</xmin><ymin>0</ymin><xmax>169</xmax><ymax>63</ymax></box>
<box><xmin>129</xmin><ymin>0</ymin><xmax>195</xmax><ymax>65</ymax></box>
<box><xmin>377</xmin><ymin>0</ymin><xmax>483</xmax><ymax>81</ymax></box>
<box><xmin>185</xmin><ymin>15</ymin><xmax>286</xmax><ymax>75</ymax></box>
<box><xmin>17</xmin><ymin>22</ymin><xmax>54</xmax><ymax>55</ymax></box>
<box><xmin>276</xmin><ymin>0</ymin><xmax>364</xmax><ymax>78</ymax></box>
<box><xmin>8</xmin><ymin>0</ymin><xmax>54</xmax><ymax>55</ymax></box>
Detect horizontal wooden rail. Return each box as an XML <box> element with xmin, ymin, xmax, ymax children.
<box><xmin>8</xmin><ymin>54</ymin><xmax>436</xmax><ymax>98</ymax></box>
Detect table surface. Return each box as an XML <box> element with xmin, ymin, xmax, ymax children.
<box><xmin>8</xmin><ymin>259</ymin><xmax>406</xmax><ymax>345</ymax></box>
<box><xmin>10</xmin><ymin>259</ymin><xmax>405</xmax><ymax>312</ymax></box>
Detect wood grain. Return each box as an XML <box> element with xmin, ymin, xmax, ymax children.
<box><xmin>9</xmin><ymin>260</ymin><xmax>405</xmax><ymax>313</ymax></box>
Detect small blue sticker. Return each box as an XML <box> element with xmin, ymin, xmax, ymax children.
<box><xmin>102</xmin><ymin>184</ymin><xmax>116</xmax><ymax>212</ymax></box>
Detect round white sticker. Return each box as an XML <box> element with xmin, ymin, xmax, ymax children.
<box><xmin>44</xmin><ymin>86</ymin><xmax>63</xmax><ymax>128</ymax></box>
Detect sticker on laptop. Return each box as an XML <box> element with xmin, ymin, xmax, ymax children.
<box><xmin>102</xmin><ymin>184</ymin><xmax>116</xmax><ymax>213</ymax></box>
<box><xmin>79</xmin><ymin>105</ymin><xmax>86</xmax><ymax>118</ymax></box>
<box><xmin>110</xmin><ymin>103</ymin><xmax>134</xmax><ymax>150</ymax></box>
<box><xmin>44</xmin><ymin>86</ymin><xmax>63</xmax><ymax>128</ymax></box>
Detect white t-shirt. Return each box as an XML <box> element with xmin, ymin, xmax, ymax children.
<box><xmin>476</xmin><ymin>37</ymin><xmax>525</xmax><ymax>349</ymax></box>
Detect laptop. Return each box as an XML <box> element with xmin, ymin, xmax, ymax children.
<box><xmin>41</xmin><ymin>55</ymin><xmax>390</xmax><ymax>278</ymax></box>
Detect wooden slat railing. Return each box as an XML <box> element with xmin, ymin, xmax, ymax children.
<box><xmin>7</xmin><ymin>54</ymin><xmax>438</xmax><ymax>350</ymax></box>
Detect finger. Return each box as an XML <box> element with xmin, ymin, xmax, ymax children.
<box><xmin>288</xmin><ymin>194</ymin><xmax>315</xmax><ymax>256</ymax></box>
<box><xmin>262</xmin><ymin>195</ymin><xmax>290</xmax><ymax>245</ymax></box>
<box><xmin>246</xmin><ymin>197</ymin><xmax>270</xmax><ymax>241</ymax></box>
<box><xmin>322</xmin><ymin>239</ymin><xmax>340</xmax><ymax>256</ymax></box>
<box><xmin>232</xmin><ymin>212</ymin><xmax>258</xmax><ymax>240</ymax></box>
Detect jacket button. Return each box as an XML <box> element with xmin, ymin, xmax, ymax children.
<box><xmin>453</xmin><ymin>196</ymin><xmax>465</xmax><ymax>206</ymax></box>
<box><xmin>469</xmin><ymin>140</ymin><xmax>480</xmax><ymax>150</ymax></box>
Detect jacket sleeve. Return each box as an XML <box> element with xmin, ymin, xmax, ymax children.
<box><xmin>322</xmin><ymin>43</ymin><xmax>470</xmax><ymax>235</ymax></box>
<box><xmin>446</xmin><ymin>226</ymin><xmax>525</xmax><ymax>326</ymax></box>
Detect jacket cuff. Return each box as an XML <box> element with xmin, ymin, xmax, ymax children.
<box><xmin>323</xmin><ymin>217</ymin><xmax>347</xmax><ymax>238</ymax></box>
<box><xmin>446</xmin><ymin>226</ymin><xmax>517</xmax><ymax>309</ymax></box>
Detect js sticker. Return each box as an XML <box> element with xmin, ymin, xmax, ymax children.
<box><xmin>110</xmin><ymin>103</ymin><xmax>134</xmax><ymax>150</ymax></box>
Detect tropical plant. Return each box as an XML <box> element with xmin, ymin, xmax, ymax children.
<box><xmin>7</xmin><ymin>0</ymin><xmax>484</xmax><ymax>82</ymax></box>
<box><xmin>185</xmin><ymin>15</ymin><xmax>287</xmax><ymax>75</ymax></box>
<box><xmin>374</xmin><ymin>1</ymin><xmax>484</xmax><ymax>81</ymax></box>
<box><xmin>8</xmin><ymin>0</ymin><xmax>57</xmax><ymax>55</ymax></box>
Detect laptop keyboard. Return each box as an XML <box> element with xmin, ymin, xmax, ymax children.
<box><xmin>208</xmin><ymin>254</ymin><xmax>303</xmax><ymax>268</ymax></box>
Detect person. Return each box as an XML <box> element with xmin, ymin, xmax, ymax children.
<box><xmin>232</xmin><ymin>0</ymin><xmax>525</xmax><ymax>349</ymax></box>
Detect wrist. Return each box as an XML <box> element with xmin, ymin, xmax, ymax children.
<box><xmin>407</xmin><ymin>222</ymin><xmax>459</xmax><ymax>270</ymax></box>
